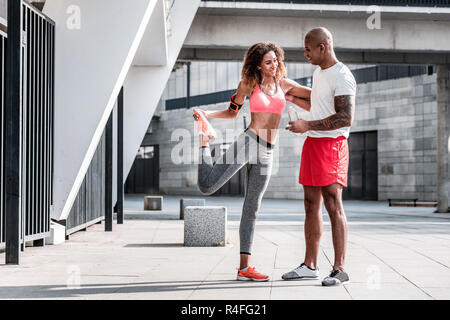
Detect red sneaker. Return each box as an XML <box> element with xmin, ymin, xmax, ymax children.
<box><xmin>236</xmin><ymin>267</ymin><xmax>270</xmax><ymax>282</ymax></box>
<box><xmin>193</xmin><ymin>108</ymin><xmax>216</xmax><ymax>140</ymax></box>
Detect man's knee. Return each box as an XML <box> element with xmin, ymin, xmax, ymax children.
<box><xmin>303</xmin><ymin>186</ymin><xmax>322</xmax><ymax>214</ymax></box>
<box><xmin>328</xmin><ymin>207</ymin><xmax>345</xmax><ymax>220</ymax></box>
<box><xmin>304</xmin><ymin>193</ymin><xmax>322</xmax><ymax>215</ymax></box>
<box><xmin>324</xmin><ymin>198</ymin><xmax>345</xmax><ymax>219</ymax></box>
<box><xmin>322</xmin><ymin>190</ymin><xmax>345</xmax><ymax>219</ymax></box>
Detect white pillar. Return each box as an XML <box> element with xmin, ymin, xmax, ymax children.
<box><xmin>436</xmin><ymin>65</ymin><xmax>449</xmax><ymax>213</ymax></box>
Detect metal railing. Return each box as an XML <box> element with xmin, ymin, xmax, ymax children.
<box><xmin>201</xmin><ymin>0</ymin><xmax>450</xmax><ymax>7</ymax></box>
<box><xmin>66</xmin><ymin>131</ymin><xmax>106</xmax><ymax>236</ymax></box>
<box><xmin>353</xmin><ymin>65</ymin><xmax>429</xmax><ymax>83</ymax></box>
<box><xmin>165</xmin><ymin>65</ymin><xmax>430</xmax><ymax>110</ymax></box>
<box><xmin>1</xmin><ymin>1</ymin><xmax>55</xmax><ymax>248</ymax></box>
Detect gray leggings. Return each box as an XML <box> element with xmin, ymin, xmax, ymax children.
<box><xmin>198</xmin><ymin>129</ymin><xmax>274</xmax><ymax>254</ymax></box>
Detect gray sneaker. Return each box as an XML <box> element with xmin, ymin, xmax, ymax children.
<box><xmin>322</xmin><ymin>269</ymin><xmax>349</xmax><ymax>286</ymax></box>
<box><xmin>282</xmin><ymin>263</ymin><xmax>319</xmax><ymax>280</ymax></box>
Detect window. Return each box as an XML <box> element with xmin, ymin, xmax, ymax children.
<box><xmin>136</xmin><ymin>146</ymin><xmax>154</xmax><ymax>159</ymax></box>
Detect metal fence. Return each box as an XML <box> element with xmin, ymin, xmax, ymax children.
<box><xmin>165</xmin><ymin>65</ymin><xmax>430</xmax><ymax>110</ymax></box>
<box><xmin>201</xmin><ymin>0</ymin><xmax>450</xmax><ymax>7</ymax></box>
<box><xmin>0</xmin><ymin>1</ymin><xmax>55</xmax><ymax>245</ymax></box>
<box><xmin>352</xmin><ymin>65</ymin><xmax>429</xmax><ymax>83</ymax></box>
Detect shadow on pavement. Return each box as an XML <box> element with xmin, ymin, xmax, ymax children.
<box><xmin>0</xmin><ymin>280</ymin><xmax>322</xmax><ymax>299</ymax></box>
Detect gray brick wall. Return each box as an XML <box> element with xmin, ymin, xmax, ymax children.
<box><xmin>145</xmin><ymin>73</ymin><xmax>438</xmax><ymax>201</ymax></box>
<box><xmin>353</xmin><ymin>73</ymin><xmax>437</xmax><ymax>201</ymax></box>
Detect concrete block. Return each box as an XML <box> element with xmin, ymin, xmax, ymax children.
<box><xmin>180</xmin><ymin>198</ymin><xmax>205</xmax><ymax>220</ymax></box>
<box><xmin>45</xmin><ymin>221</ymin><xmax>66</xmax><ymax>245</ymax></box>
<box><xmin>184</xmin><ymin>206</ymin><xmax>227</xmax><ymax>247</ymax></box>
<box><xmin>144</xmin><ymin>196</ymin><xmax>163</xmax><ymax>210</ymax></box>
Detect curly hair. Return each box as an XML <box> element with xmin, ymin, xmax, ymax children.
<box><xmin>241</xmin><ymin>41</ymin><xmax>287</xmax><ymax>90</ymax></box>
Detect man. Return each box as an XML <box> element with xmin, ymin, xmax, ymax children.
<box><xmin>283</xmin><ymin>27</ymin><xmax>356</xmax><ymax>286</ymax></box>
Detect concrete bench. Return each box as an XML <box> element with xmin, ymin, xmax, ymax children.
<box><xmin>144</xmin><ymin>196</ymin><xmax>163</xmax><ymax>210</ymax></box>
<box><xmin>388</xmin><ymin>198</ymin><xmax>418</xmax><ymax>207</ymax></box>
<box><xmin>180</xmin><ymin>198</ymin><xmax>205</xmax><ymax>220</ymax></box>
<box><xmin>184</xmin><ymin>206</ymin><xmax>227</xmax><ymax>247</ymax></box>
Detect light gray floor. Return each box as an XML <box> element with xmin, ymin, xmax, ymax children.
<box><xmin>1</xmin><ymin>194</ymin><xmax>450</xmax><ymax>300</ymax></box>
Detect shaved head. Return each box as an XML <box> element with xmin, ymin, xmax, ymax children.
<box><xmin>305</xmin><ymin>27</ymin><xmax>334</xmax><ymax>48</ymax></box>
<box><xmin>303</xmin><ymin>27</ymin><xmax>337</xmax><ymax>67</ymax></box>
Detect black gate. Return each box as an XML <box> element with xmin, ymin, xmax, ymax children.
<box><xmin>1</xmin><ymin>2</ymin><xmax>55</xmax><ymax>249</ymax></box>
<box><xmin>343</xmin><ymin>131</ymin><xmax>378</xmax><ymax>200</ymax></box>
<box><xmin>125</xmin><ymin>145</ymin><xmax>160</xmax><ymax>194</ymax></box>
<box><xmin>1</xmin><ymin>28</ymin><xmax>5</xmax><ymax>244</ymax></box>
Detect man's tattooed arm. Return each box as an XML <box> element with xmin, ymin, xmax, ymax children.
<box><xmin>307</xmin><ymin>95</ymin><xmax>355</xmax><ymax>131</ymax></box>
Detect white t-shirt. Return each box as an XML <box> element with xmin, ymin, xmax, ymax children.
<box><xmin>308</xmin><ymin>62</ymin><xmax>356</xmax><ymax>139</ymax></box>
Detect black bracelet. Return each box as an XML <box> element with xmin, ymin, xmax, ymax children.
<box><xmin>228</xmin><ymin>93</ymin><xmax>243</xmax><ymax>112</ymax></box>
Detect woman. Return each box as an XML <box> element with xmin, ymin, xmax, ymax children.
<box><xmin>193</xmin><ymin>42</ymin><xmax>311</xmax><ymax>281</ymax></box>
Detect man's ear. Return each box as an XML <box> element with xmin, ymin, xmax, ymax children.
<box><xmin>319</xmin><ymin>43</ymin><xmax>326</xmax><ymax>53</ymax></box>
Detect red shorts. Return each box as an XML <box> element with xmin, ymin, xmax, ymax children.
<box><xmin>299</xmin><ymin>136</ymin><xmax>349</xmax><ymax>187</ymax></box>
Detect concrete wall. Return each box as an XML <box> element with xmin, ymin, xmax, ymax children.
<box><xmin>354</xmin><ymin>74</ymin><xmax>437</xmax><ymax>201</ymax></box>
<box><xmin>0</xmin><ymin>0</ymin><xmax>5</xmax><ymax>20</ymax></box>
<box><xmin>144</xmin><ymin>73</ymin><xmax>439</xmax><ymax>201</ymax></box>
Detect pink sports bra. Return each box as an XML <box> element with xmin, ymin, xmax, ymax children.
<box><xmin>249</xmin><ymin>81</ymin><xmax>286</xmax><ymax>115</ymax></box>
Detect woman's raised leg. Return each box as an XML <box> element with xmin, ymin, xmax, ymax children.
<box><xmin>198</xmin><ymin>132</ymin><xmax>250</xmax><ymax>195</ymax></box>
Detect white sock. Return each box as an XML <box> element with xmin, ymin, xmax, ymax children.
<box><xmin>240</xmin><ymin>267</ymin><xmax>248</xmax><ymax>272</ymax></box>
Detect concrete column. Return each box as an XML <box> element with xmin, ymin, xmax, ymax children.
<box><xmin>436</xmin><ymin>65</ymin><xmax>449</xmax><ymax>213</ymax></box>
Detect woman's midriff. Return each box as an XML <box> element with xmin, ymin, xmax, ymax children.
<box><xmin>247</xmin><ymin>112</ymin><xmax>282</xmax><ymax>144</ymax></box>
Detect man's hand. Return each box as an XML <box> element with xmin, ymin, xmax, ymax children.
<box><xmin>286</xmin><ymin>119</ymin><xmax>309</xmax><ymax>133</ymax></box>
